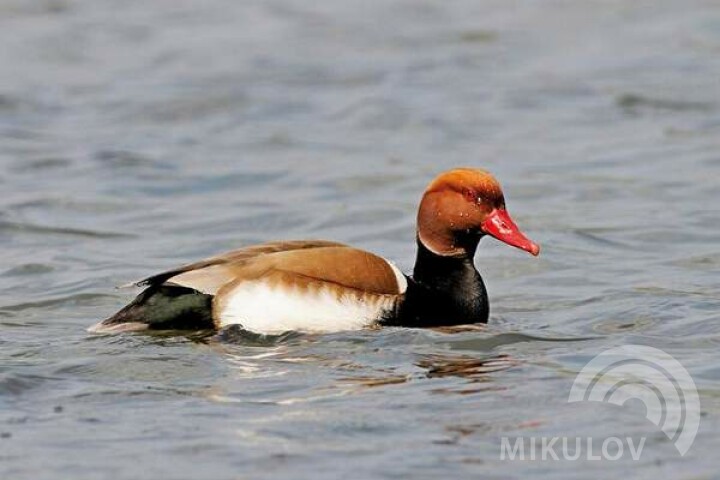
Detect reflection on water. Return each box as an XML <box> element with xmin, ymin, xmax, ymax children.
<box><xmin>417</xmin><ymin>353</ymin><xmax>518</xmax><ymax>379</ymax></box>
<box><xmin>2</xmin><ymin>0</ymin><xmax>720</xmax><ymax>478</ymax></box>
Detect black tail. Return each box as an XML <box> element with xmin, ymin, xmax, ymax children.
<box><xmin>89</xmin><ymin>285</ymin><xmax>215</xmax><ymax>333</ymax></box>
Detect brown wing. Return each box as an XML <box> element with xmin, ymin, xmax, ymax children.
<box><xmin>212</xmin><ymin>266</ymin><xmax>402</xmax><ymax>332</ymax></box>
<box><xmin>220</xmin><ymin>246</ymin><xmax>405</xmax><ymax>295</ymax></box>
<box><xmin>130</xmin><ymin>240</ymin><xmax>348</xmax><ymax>291</ymax></box>
<box><xmin>210</xmin><ymin>247</ymin><xmax>407</xmax><ymax>331</ymax></box>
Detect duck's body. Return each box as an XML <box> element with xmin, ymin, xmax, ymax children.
<box><xmin>90</xmin><ymin>168</ymin><xmax>539</xmax><ymax>335</ymax></box>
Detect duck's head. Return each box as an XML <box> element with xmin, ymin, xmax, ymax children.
<box><xmin>417</xmin><ymin>168</ymin><xmax>540</xmax><ymax>257</ymax></box>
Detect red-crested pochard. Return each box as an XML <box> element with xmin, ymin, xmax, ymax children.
<box><xmin>89</xmin><ymin>168</ymin><xmax>539</xmax><ymax>335</ymax></box>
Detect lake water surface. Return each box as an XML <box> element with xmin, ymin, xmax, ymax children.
<box><xmin>1</xmin><ymin>1</ymin><xmax>720</xmax><ymax>478</ymax></box>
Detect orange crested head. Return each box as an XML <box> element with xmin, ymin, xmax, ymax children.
<box><xmin>417</xmin><ymin>168</ymin><xmax>540</xmax><ymax>257</ymax></box>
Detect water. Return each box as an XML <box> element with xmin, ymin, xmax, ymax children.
<box><xmin>1</xmin><ymin>0</ymin><xmax>719</xmax><ymax>478</ymax></box>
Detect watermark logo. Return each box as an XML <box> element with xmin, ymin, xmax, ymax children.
<box><xmin>568</xmin><ymin>344</ymin><xmax>699</xmax><ymax>456</ymax></box>
<box><xmin>501</xmin><ymin>345</ymin><xmax>700</xmax><ymax>460</ymax></box>
<box><xmin>500</xmin><ymin>436</ymin><xmax>646</xmax><ymax>461</ymax></box>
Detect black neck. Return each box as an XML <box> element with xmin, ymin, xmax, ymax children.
<box><xmin>389</xmin><ymin>238</ymin><xmax>489</xmax><ymax>327</ymax></box>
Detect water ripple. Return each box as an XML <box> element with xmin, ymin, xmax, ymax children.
<box><xmin>0</xmin><ymin>221</ymin><xmax>135</xmax><ymax>239</ymax></box>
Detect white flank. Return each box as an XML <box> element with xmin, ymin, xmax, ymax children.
<box><xmin>386</xmin><ymin>260</ymin><xmax>408</xmax><ymax>294</ymax></box>
<box><xmin>216</xmin><ymin>281</ymin><xmax>396</xmax><ymax>334</ymax></box>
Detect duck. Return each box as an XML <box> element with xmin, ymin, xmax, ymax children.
<box><xmin>89</xmin><ymin>168</ymin><xmax>539</xmax><ymax>335</ymax></box>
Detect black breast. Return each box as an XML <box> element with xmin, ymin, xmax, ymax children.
<box><xmin>384</xmin><ymin>241</ymin><xmax>489</xmax><ymax>328</ymax></box>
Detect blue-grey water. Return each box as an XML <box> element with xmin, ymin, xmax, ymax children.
<box><xmin>1</xmin><ymin>1</ymin><xmax>720</xmax><ymax>478</ymax></box>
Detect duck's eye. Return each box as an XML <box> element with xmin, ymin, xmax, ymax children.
<box><xmin>463</xmin><ymin>189</ymin><xmax>477</xmax><ymax>202</ymax></box>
